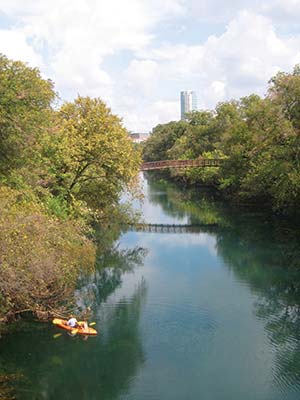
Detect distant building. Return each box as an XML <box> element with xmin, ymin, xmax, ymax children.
<box><xmin>129</xmin><ymin>132</ymin><xmax>149</xmax><ymax>143</ymax></box>
<box><xmin>180</xmin><ymin>90</ymin><xmax>197</xmax><ymax>120</ymax></box>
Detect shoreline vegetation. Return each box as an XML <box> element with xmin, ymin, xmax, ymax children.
<box><xmin>1</xmin><ymin>55</ymin><xmax>300</xmax><ymax>328</ymax></box>
<box><xmin>0</xmin><ymin>54</ymin><xmax>141</xmax><ymax>326</ymax></box>
<box><xmin>142</xmin><ymin>65</ymin><xmax>300</xmax><ymax>218</ymax></box>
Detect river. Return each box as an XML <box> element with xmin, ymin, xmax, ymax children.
<box><xmin>1</xmin><ymin>174</ymin><xmax>300</xmax><ymax>400</ymax></box>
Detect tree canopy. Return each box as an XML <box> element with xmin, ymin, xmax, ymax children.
<box><xmin>48</xmin><ymin>96</ymin><xmax>140</xmax><ymax>210</ymax></box>
<box><xmin>0</xmin><ymin>54</ymin><xmax>141</xmax><ymax>321</ymax></box>
<box><xmin>143</xmin><ymin>67</ymin><xmax>300</xmax><ymax>215</ymax></box>
<box><xmin>0</xmin><ymin>54</ymin><xmax>55</xmax><ymax>174</ymax></box>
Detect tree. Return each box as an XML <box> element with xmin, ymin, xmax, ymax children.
<box><xmin>268</xmin><ymin>65</ymin><xmax>300</xmax><ymax>130</ymax></box>
<box><xmin>0</xmin><ymin>54</ymin><xmax>55</xmax><ymax>175</ymax></box>
<box><xmin>239</xmin><ymin>97</ymin><xmax>300</xmax><ymax>209</ymax></box>
<box><xmin>168</xmin><ymin>111</ymin><xmax>216</xmax><ymax>160</ymax></box>
<box><xmin>142</xmin><ymin>121</ymin><xmax>189</xmax><ymax>162</ymax></box>
<box><xmin>48</xmin><ymin>96</ymin><xmax>141</xmax><ymax>210</ymax></box>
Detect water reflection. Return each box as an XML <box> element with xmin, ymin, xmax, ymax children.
<box><xmin>0</xmin><ymin>283</ymin><xmax>147</xmax><ymax>400</ymax></box>
<box><xmin>77</xmin><ymin>230</ymin><xmax>148</xmax><ymax>308</ymax></box>
<box><xmin>2</xmin><ymin>174</ymin><xmax>300</xmax><ymax>399</ymax></box>
<box><xmin>144</xmin><ymin>174</ymin><xmax>300</xmax><ymax>394</ymax></box>
<box><xmin>216</xmin><ymin>222</ymin><xmax>300</xmax><ymax>392</ymax></box>
<box><xmin>0</xmin><ymin>227</ymin><xmax>148</xmax><ymax>400</ymax></box>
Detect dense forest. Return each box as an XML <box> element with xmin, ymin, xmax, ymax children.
<box><xmin>143</xmin><ymin>66</ymin><xmax>300</xmax><ymax>216</ymax></box>
<box><xmin>0</xmin><ymin>55</ymin><xmax>141</xmax><ymax>322</ymax></box>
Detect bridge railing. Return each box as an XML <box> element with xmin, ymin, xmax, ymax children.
<box><xmin>126</xmin><ymin>223</ymin><xmax>218</xmax><ymax>234</ymax></box>
<box><xmin>141</xmin><ymin>158</ymin><xmax>223</xmax><ymax>171</ymax></box>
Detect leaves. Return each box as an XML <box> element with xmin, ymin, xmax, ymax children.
<box><xmin>0</xmin><ymin>54</ymin><xmax>56</xmax><ymax>174</ymax></box>
<box><xmin>0</xmin><ymin>55</ymin><xmax>141</xmax><ymax>320</ymax></box>
<box><xmin>143</xmin><ymin>67</ymin><xmax>300</xmax><ymax>215</ymax></box>
<box><xmin>47</xmin><ymin>96</ymin><xmax>141</xmax><ymax>211</ymax></box>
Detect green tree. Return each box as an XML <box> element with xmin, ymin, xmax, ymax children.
<box><xmin>217</xmin><ymin>97</ymin><xmax>261</xmax><ymax>193</ymax></box>
<box><xmin>268</xmin><ymin>64</ymin><xmax>300</xmax><ymax>129</ymax></box>
<box><xmin>142</xmin><ymin>121</ymin><xmax>189</xmax><ymax>161</ymax></box>
<box><xmin>168</xmin><ymin>111</ymin><xmax>216</xmax><ymax>160</ymax></box>
<box><xmin>47</xmin><ymin>96</ymin><xmax>141</xmax><ymax>211</ymax></box>
<box><xmin>239</xmin><ymin>98</ymin><xmax>300</xmax><ymax>209</ymax></box>
<box><xmin>0</xmin><ymin>54</ymin><xmax>55</xmax><ymax>175</ymax></box>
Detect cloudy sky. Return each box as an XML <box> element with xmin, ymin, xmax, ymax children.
<box><xmin>0</xmin><ymin>0</ymin><xmax>300</xmax><ymax>132</ymax></box>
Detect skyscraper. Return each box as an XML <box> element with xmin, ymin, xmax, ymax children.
<box><xmin>180</xmin><ymin>91</ymin><xmax>197</xmax><ymax>120</ymax></box>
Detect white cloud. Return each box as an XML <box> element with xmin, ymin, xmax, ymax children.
<box><xmin>122</xmin><ymin>100</ymin><xmax>179</xmax><ymax>133</ymax></box>
<box><xmin>0</xmin><ymin>29</ymin><xmax>43</xmax><ymax>68</ymax></box>
<box><xmin>211</xmin><ymin>81</ymin><xmax>226</xmax><ymax>101</ymax></box>
<box><xmin>202</xmin><ymin>11</ymin><xmax>300</xmax><ymax>100</ymax></box>
<box><xmin>0</xmin><ymin>1</ymin><xmax>300</xmax><ymax>131</ymax></box>
<box><xmin>187</xmin><ymin>0</ymin><xmax>300</xmax><ymax>25</ymax></box>
<box><xmin>259</xmin><ymin>0</ymin><xmax>300</xmax><ymax>23</ymax></box>
<box><xmin>135</xmin><ymin>11</ymin><xmax>300</xmax><ymax>113</ymax></box>
<box><xmin>0</xmin><ymin>0</ymin><xmax>184</xmax><ymax>98</ymax></box>
<box><xmin>125</xmin><ymin>59</ymin><xmax>159</xmax><ymax>96</ymax></box>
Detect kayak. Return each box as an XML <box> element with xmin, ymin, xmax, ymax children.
<box><xmin>52</xmin><ymin>318</ymin><xmax>97</xmax><ymax>336</ymax></box>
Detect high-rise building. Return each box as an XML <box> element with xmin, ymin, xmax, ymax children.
<box><xmin>180</xmin><ymin>91</ymin><xmax>197</xmax><ymax>120</ymax></box>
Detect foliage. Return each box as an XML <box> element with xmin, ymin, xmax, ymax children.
<box><xmin>143</xmin><ymin>67</ymin><xmax>300</xmax><ymax>215</ymax></box>
<box><xmin>0</xmin><ymin>186</ymin><xmax>95</xmax><ymax>317</ymax></box>
<box><xmin>0</xmin><ymin>55</ymin><xmax>141</xmax><ymax>320</ymax></box>
<box><xmin>0</xmin><ymin>54</ymin><xmax>56</xmax><ymax>174</ymax></box>
<box><xmin>47</xmin><ymin>96</ymin><xmax>141</xmax><ymax>211</ymax></box>
<box><xmin>268</xmin><ymin>64</ymin><xmax>300</xmax><ymax>129</ymax></box>
<box><xmin>142</xmin><ymin>120</ymin><xmax>190</xmax><ymax>162</ymax></box>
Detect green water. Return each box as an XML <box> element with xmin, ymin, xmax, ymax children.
<box><xmin>1</xmin><ymin>174</ymin><xmax>300</xmax><ymax>400</ymax></box>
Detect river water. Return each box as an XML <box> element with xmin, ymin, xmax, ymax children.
<box><xmin>1</xmin><ymin>174</ymin><xmax>300</xmax><ymax>400</ymax></box>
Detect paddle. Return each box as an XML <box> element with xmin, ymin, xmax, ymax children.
<box><xmin>53</xmin><ymin>333</ymin><xmax>62</xmax><ymax>339</ymax></box>
<box><xmin>89</xmin><ymin>322</ymin><xmax>96</xmax><ymax>326</ymax></box>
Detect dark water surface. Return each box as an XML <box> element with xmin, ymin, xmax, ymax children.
<box><xmin>1</xmin><ymin>174</ymin><xmax>300</xmax><ymax>400</ymax></box>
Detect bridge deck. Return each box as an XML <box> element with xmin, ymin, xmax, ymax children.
<box><xmin>141</xmin><ymin>158</ymin><xmax>222</xmax><ymax>171</ymax></box>
<box><xmin>127</xmin><ymin>223</ymin><xmax>218</xmax><ymax>234</ymax></box>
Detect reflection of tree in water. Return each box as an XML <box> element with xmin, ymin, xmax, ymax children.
<box><xmin>77</xmin><ymin>241</ymin><xmax>148</xmax><ymax>309</ymax></box>
<box><xmin>47</xmin><ymin>280</ymin><xmax>148</xmax><ymax>400</ymax></box>
<box><xmin>0</xmin><ymin>223</ymin><xmax>148</xmax><ymax>400</ymax></box>
<box><xmin>145</xmin><ymin>173</ymin><xmax>228</xmax><ymax>226</ymax></box>
<box><xmin>145</xmin><ymin>176</ymin><xmax>189</xmax><ymax>221</ymax></box>
<box><xmin>215</xmin><ymin>217</ymin><xmax>300</xmax><ymax>392</ymax></box>
<box><xmin>0</xmin><ymin>279</ymin><xmax>147</xmax><ymax>400</ymax></box>
<box><xmin>147</xmin><ymin>175</ymin><xmax>300</xmax><ymax>392</ymax></box>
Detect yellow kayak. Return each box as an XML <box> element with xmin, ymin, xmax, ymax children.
<box><xmin>52</xmin><ymin>318</ymin><xmax>97</xmax><ymax>336</ymax></box>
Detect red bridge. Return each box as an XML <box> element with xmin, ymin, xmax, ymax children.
<box><xmin>141</xmin><ymin>158</ymin><xmax>223</xmax><ymax>171</ymax></box>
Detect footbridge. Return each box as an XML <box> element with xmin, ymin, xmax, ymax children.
<box><xmin>127</xmin><ymin>223</ymin><xmax>218</xmax><ymax>234</ymax></box>
<box><xmin>141</xmin><ymin>158</ymin><xmax>223</xmax><ymax>171</ymax></box>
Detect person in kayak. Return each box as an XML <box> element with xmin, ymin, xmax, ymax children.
<box><xmin>66</xmin><ymin>315</ymin><xmax>79</xmax><ymax>328</ymax></box>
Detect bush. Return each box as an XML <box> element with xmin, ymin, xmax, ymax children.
<box><xmin>0</xmin><ymin>186</ymin><xmax>95</xmax><ymax>318</ymax></box>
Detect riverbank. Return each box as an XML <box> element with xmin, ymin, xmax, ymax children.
<box><xmin>145</xmin><ymin>171</ymin><xmax>300</xmax><ymax>224</ymax></box>
<box><xmin>0</xmin><ymin>55</ymin><xmax>141</xmax><ymax>324</ymax></box>
<box><xmin>142</xmin><ymin>66</ymin><xmax>300</xmax><ymax>217</ymax></box>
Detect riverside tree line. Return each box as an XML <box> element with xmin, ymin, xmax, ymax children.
<box><xmin>143</xmin><ymin>66</ymin><xmax>300</xmax><ymax>216</ymax></box>
<box><xmin>0</xmin><ymin>54</ymin><xmax>141</xmax><ymax>322</ymax></box>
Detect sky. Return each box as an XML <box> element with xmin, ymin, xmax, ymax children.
<box><xmin>0</xmin><ymin>0</ymin><xmax>300</xmax><ymax>132</ymax></box>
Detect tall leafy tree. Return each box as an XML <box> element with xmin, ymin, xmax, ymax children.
<box><xmin>0</xmin><ymin>54</ymin><xmax>55</xmax><ymax>176</ymax></box>
<box><xmin>268</xmin><ymin>65</ymin><xmax>300</xmax><ymax>130</ymax></box>
<box><xmin>142</xmin><ymin>121</ymin><xmax>189</xmax><ymax>162</ymax></box>
<box><xmin>48</xmin><ymin>96</ymin><xmax>141</xmax><ymax>210</ymax></box>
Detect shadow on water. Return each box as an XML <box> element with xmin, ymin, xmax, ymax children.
<box><xmin>145</xmin><ymin>174</ymin><xmax>300</xmax><ymax>393</ymax></box>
